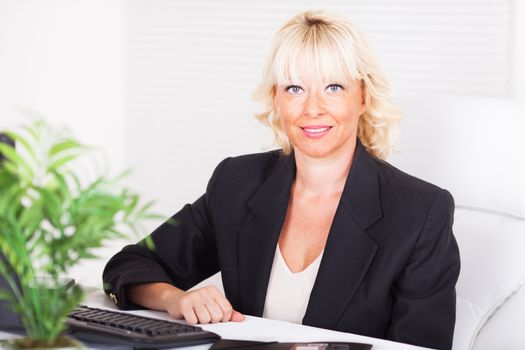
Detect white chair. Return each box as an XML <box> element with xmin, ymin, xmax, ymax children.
<box><xmin>390</xmin><ymin>95</ymin><xmax>525</xmax><ymax>350</ymax></box>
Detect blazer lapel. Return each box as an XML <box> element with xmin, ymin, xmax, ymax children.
<box><xmin>237</xmin><ymin>153</ymin><xmax>295</xmax><ymax>316</ymax></box>
<box><xmin>302</xmin><ymin>141</ymin><xmax>382</xmax><ymax>329</ymax></box>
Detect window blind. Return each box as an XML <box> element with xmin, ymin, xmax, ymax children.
<box><xmin>123</xmin><ymin>0</ymin><xmax>513</xmax><ymax>214</ymax></box>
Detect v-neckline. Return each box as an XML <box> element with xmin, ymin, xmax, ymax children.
<box><xmin>277</xmin><ymin>245</ymin><xmax>323</xmax><ymax>275</ymax></box>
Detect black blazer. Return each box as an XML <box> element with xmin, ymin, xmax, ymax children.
<box><xmin>103</xmin><ymin>140</ymin><xmax>460</xmax><ymax>350</ymax></box>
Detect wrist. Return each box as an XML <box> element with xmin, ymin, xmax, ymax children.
<box><xmin>159</xmin><ymin>285</ymin><xmax>185</xmax><ymax>311</ymax></box>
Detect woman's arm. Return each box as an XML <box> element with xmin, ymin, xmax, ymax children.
<box><xmin>386</xmin><ymin>189</ymin><xmax>460</xmax><ymax>350</ymax></box>
<box><xmin>102</xmin><ymin>158</ymin><xmax>244</xmax><ymax>324</ymax></box>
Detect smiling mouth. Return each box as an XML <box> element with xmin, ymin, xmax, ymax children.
<box><xmin>300</xmin><ymin>126</ymin><xmax>333</xmax><ymax>138</ymax></box>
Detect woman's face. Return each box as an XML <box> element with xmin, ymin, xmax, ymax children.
<box><xmin>273</xmin><ymin>73</ymin><xmax>365</xmax><ymax>160</ymax></box>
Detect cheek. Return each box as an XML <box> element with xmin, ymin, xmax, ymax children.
<box><xmin>340</xmin><ymin>100</ymin><xmax>364</xmax><ymax>122</ymax></box>
<box><xmin>279</xmin><ymin>101</ymin><xmax>303</xmax><ymax>126</ymax></box>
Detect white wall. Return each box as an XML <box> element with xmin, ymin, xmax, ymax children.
<box><xmin>0</xmin><ymin>0</ymin><xmax>125</xmax><ymax>170</ymax></box>
<box><xmin>0</xmin><ymin>0</ymin><xmax>126</xmax><ymax>287</ymax></box>
<box><xmin>513</xmin><ymin>0</ymin><xmax>525</xmax><ymax>102</ymax></box>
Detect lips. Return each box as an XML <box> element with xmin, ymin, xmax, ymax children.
<box><xmin>300</xmin><ymin>125</ymin><xmax>332</xmax><ymax>139</ymax></box>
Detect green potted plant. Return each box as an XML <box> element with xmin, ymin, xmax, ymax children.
<box><xmin>0</xmin><ymin>119</ymin><xmax>157</xmax><ymax>349</ymax></box>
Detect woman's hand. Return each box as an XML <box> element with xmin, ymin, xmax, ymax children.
<box><xmin>162</xmin><ymin>285</ymin><xmax>245</xmax><ymax>325</ymax></box>
<box><xmin>126</xmin><ymin>282</ymin><xmax>245</xmax><ymax>325</ymax></box>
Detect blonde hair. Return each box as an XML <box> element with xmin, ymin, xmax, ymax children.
<box><xmin>252</xmin><ymin>10</ymin><xmax>402</xmax><ymax>160</ymax></box>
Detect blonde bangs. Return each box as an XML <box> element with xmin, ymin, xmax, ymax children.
<box><xmin>270</xmin><ymin>24</ymin><xmax>359</xmax><ymax>86</ymax></box>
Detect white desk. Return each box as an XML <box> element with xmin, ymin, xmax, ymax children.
<box><xmin>0</xmin><ymin>287</ymin><xmax>432</xmax><ymax>350</ymax></box>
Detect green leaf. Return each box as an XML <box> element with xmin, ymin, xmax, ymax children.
<box><xmin>124</xmin><ymin>194</ymin><xmax>139</xmax><ymax>216</ymax></box>
<box><xmin>4</xmin><ymin>130</ymin><xmax>37</xmax><ymax>161</ymax></box>
<box><xmin>21</xmin><ymin>123</ymin><xmax>40</xmax><ymax>143</ymax></box>
<box><xmin>112</xmin><ymin>168</ymin><xmax>133</xmax><ymax>182</ymax></box>
<box><xmin>136</xmin><ymin>200</ymin><xmax>156</xmax><ymax>218</ymax></box>
<box><xmin>0</xmin><ymin>143</ymin><xmax>34</xmax><ymax>180</ymax></box>
<box><xmin>0</xmin><ymin>288</ymin><xmax>15</xmax><ymax>302</ymax></box>
<box><xmin>36</xmin><ymin>188</ymin><xmax>63</xmax><ymax>227</ymax></box>
<box><xmin>68</xmin><ymin>172</ymin><xmax>82</xmax><ymax>192</ymax></box>
<box><xmin>0</xmin><ymin>184</ymin><xmax>23</xmax><ymax>219</ymax></box>
<box><xmin>48</xmin><ymin>154</ymin><xmax>80</xmax><ymax>172</ymax></box>
<box><xmin>2</xmin><ymin>161</ymin><xmax>21</xmax><ymax>178</ymax></box>
<box><xmin>49</xmin><ymin>170</ymin><xmax>71</xmax><ymax>201</ymax></box>
<box><xmin>18</xmin><ymin>204</ymin><xmax>44</xmax><ymax>234</ymax></box>
<box><xmin>48</xmin><ymin>139</ymin><xmax>83</xmax><ymax>158</ymax></box>
<box><xmin>78</xmin><ymin>252</ymin><xmax>97</xmax><ymax>259</ymax></box>
<box><xmin>141</xmin><ymin>236</ymin><xmax>155</xmax><ymax>250</ymax></box>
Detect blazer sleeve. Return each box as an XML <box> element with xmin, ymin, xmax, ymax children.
<box><xmin>102</xmin><ymin>158</ymin><xmax>230</xmax><ymax>310</ymax></box>
<box><xmin>386</xmin><ymin>189</ymin><xmax>461</xmax><ymax>350</ymax></box>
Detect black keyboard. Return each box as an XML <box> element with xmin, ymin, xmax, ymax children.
<box><xmin>66</xmin><ymin>305</ymin><xmax>220</xmax><ymax>348</ymax></box>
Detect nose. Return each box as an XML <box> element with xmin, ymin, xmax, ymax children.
<box><xmin>304</xmin><ymin>91</ymin><xmax>325</xmax><ymax>118</ymax></box>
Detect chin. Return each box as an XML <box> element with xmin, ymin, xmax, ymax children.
<box><xmin>293</xmin><ymin>139</ymin><xmax>356</xmax><ymax>160</ymax></box>
<box><xmin>293</xmin><ymin>144</ymin><xmax>334</xmax><ymax>159</ymax></box>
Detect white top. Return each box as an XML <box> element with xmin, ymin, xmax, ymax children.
<box><xmin>262</xmin><ymin>246</ymin><xmax>323</xmax><ymax>324</ymax></box>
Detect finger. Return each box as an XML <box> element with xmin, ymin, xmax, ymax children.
<box><xmin>194</xmin><ymin>303</ymin><xmax>212</xmax><ymax>324</ymax></box>
<box><xmin>204</xmin><ymin>301</ymin><xmax>225</xmax><ymax>323</ymax></box>
<box><xmin>230</xmin><ymin>310</ymin><xmax>245</xmax><ymax>322</ymax></box>
<box><xmin>166</xmin><ymin>308</ymin><xmax>183</xmax><ymax>320</ymax></box>
<box><xmin>213</xmin><ymin>296</ymin><xmax>233</xmax><ymax>322</ymax></box>
<box><xmin>181</xmin><ymin>307</ymin><xmax>199</xmax><ymax>325</ymax></box>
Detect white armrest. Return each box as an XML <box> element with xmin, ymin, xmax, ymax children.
<box><xmin>473</xmin><ymin>286</ymin><xmax>525</xmax><ymax>350</ymax></box>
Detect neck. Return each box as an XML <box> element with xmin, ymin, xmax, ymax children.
<box><xmin>293</xmin><ymin>139</ymin><xmax>357</xmax><ymax>197</ymax></box>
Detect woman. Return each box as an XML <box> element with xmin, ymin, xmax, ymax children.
<box><xmin>103</xmin><ymin>10</ymin><xmax>460</xmax><ymax>350</ymax></box>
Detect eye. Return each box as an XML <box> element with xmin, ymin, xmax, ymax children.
<box><xmin>285</xmin><ymin>85</ymin><xmax>303</xmax><ymax>95</ymax></box>
<box><xmin>326</xmin><ymin>84</ymin><xmax>343</xmax><ymax>93</ymax></box>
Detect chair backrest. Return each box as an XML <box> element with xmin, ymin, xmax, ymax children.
<box><xmin>388</xmin><ymin>95</ymin><xmax>525</xmax><ymax>350</ymax></box>
<box><xmin>390</xmin><ymin>95</ymin><xmax>525</xmax><ymax>218</ymax></box>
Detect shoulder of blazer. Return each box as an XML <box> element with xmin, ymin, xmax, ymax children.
<box><xmin>223</xmin><ymin>149</ymin><xmax>285</xmax><ymax>171</ymax></box>
<box><xmin>371</xmin><ymin>157</ymin><xmax>455</xmax><ymax>218</ymax></box>
<box><xmin>203</xmin><ymin>149</ymin><xmax>295</xmax><ymax>217</ymax></box>
<box><xmin>210</xmin><ymin>149</ymin><xmax>289</xmax><ymax>190</ymax></box>
<box><xmin>375</xmin><ymin>157</ymin><xmax>449</xmax><ymax>195</ymax></box>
